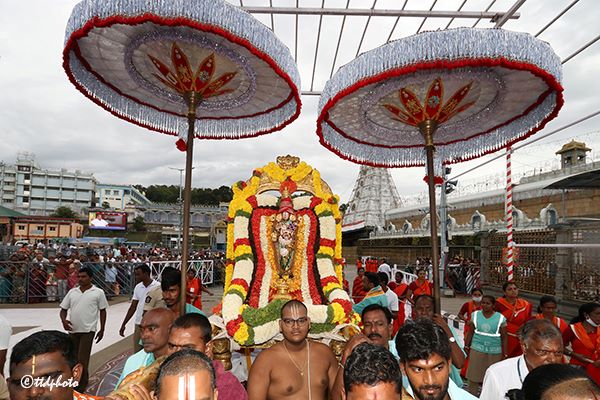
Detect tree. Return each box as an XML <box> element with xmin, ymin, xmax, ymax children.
<box><xmin>132</xmin><ymin>216</ymin><xmax>146</xmax><ymax>232</ymax></box>
<box><xmin>101</xmin><ymin>201</ymin><xmax>110</xmax><ymax>209</ymax></box>
<box><xmin>51</xmin><ymin>206</ymin><xmax>77</xmax><ymax>219</ymax></box>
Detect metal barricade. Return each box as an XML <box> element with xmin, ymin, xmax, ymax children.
<box><xmin>148</xmin><ymin>259</ymin><xmax>215</xmax><ymax>285</ymax></box>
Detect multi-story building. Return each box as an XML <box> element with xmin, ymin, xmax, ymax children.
<box><xmin>0</xmin><ymin>152</ymin><xmax>96</xmax><ymax>216</ymax></box>
<box><xmin>96</xmin><ymin>183</ymin><xmax>151</xmax><ymax>210</ymax></box>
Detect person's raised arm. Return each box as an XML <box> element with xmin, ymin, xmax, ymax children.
<box><xmin>432</xmin><ymin>313</ymin><xmax>465</xmax><ymax>369</ymax></box>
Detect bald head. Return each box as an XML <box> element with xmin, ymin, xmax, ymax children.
<box><xmin>140</xmin><ymin>308</ymin><xmax>175</xmax><ymax>356</ymax></box>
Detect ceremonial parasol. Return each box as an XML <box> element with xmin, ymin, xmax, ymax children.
<box><xmin>317</xmin><ymin>28</ymin><xmax>563</xmax><ymax>310</ymax></box>
<box><xmin>63</xmin><ymin>0</ymin><xmax>301</xmax><ymax>313</ymax></box>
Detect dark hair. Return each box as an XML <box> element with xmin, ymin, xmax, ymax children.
<box><xmin>502</xmin><ymin>281</ymin><xmax>517</xmax><ymax>292</ymax></box>
<box><xmin>364</xmin><ymin>272</ymin><xmax>380</xmax><ymax>287</ymax></box>
<box><xmin>344</xmin><ymin>343</ymin><xmax>402</xmax><ymax>394</ymax></box>
<box><xmin>78</xmin><ymin>266</ymin><xmax>93</xmax><ymax>278</ymax></box>
<box><xmin>519</xmin><ymin>318</ymin><xmax>562</xmax><ymax>344</ymax></box>
<box><xmin>156</xmin><ymin>349</ymin><xmax>215</xmax><ymax>395</ymax></box>
<box><xmin>362</xmin><ymin>304</ymin><xmax>392</xmax><ymax>324</ymax></box>
<box><xmin>471</xmin><ymin>287</ymin><xmax>483</xmax><ymax>295</ymax></box>
<box><xmin>281</xmin><ymin>299</ymin><xmax>307</xmax><ymax>318</ymax></box>
<box><xmin>134</xmin><ymin>263</ymin><xmax>151</xmax><ymax>275</ymax></box>
<box><xmin>482</xmin><ymin>295</ymin><xmax>496</xmax><ymax>304</ymax></box>
<box><xmin>161</xmin><ymin>267</ymin><xmax>181</xmax><ymax>291</ymax></box>
<box><xmin>172</xmin><ymin>313</ymin><xmax>212</xmax><ymax>343</ymax></box>
<box><xmin>520</xmin><ymin>364</ymin><xmax>600</xmax><ymax>400</ymax></box>
<box><xmin>537</xmin><ymin>295</ymin><xmax>557</xmax><ymax>313</ymax></box>
<box><xmin>414</xmin><ymin>294</ymin><xmax>435</xmax><ymax>307</ymax></box>
<box><xmin>395</xmin><ymin>319</ymin><xmax>451</xmax><ymax>363</ymax></box>
<box><xmin>377</xmin><ymin>272</ymin><xmax>389</xmax><ymax>286</ymax></box>
<box><xmin>10</xmin><ymin>330</ymin><xmax>78</xmax><ymax>373</ymax></box>
<box><xmin>571</xmin><ymin>302</ymin><xmax>600</xmax><ymax>324</ymax></box>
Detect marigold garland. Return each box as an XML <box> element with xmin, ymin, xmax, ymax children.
<box><xmin>221</xmin><ymin>161</ymin><xmax>359</xmax><ymax>345</ymax></box>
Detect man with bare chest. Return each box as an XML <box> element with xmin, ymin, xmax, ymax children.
<box><xmin>248</xmin><ymin>300</ymin><xmax>339</xmax><ymax>400</ymax></box>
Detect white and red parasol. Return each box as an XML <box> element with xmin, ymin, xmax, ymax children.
<box><xmin>317</xmin><ymin>28</ymin><xmax>563</xmax><ymax>309</ymax></box>
<box><xmin>63</xmin><ymin>0</ymin><xmax>301</xmax><ymax>313</ymax></box>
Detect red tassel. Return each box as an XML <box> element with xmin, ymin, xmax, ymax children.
<box><xmin>423</xmin><ymin>175</ymin><xmax>443</xmax><ymax>185</ymax></box>
<box><xmin>176</xmin><ymin>138</ymin><xmax>187</xmax><ymax>152</ymax></box>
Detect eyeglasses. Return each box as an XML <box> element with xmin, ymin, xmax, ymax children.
<box><xmin>281</xmin><ymin>317</ymin><xmax>309</xmax><ymax>327</ymax></box>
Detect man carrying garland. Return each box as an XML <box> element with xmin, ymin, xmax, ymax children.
<box><xmin>247</xmin><ymin>300</ymin><xmax>339</xmax><ymax>400</ymax></box>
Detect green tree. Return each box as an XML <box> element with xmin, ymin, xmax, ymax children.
<box><xmin>101</xmin><ymin>201</ymin><xmax>110</xmax><ymax>209</ymax></box>
<box><xmin>132</xmin><ymin>216</ymin><xmax>146</xmax><ymax>232</ymax></box>
<box><xmin>51</xmin><ymin>206</ymin><xmax>77</xmax><ymax>219</ymax></box>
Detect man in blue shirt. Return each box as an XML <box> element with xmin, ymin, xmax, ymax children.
<box><xmin>352</xmin><ymin>272</ymin><xmax>388</xmax><ymax>315</ymax></box>
<box><xmin>117</xmin><ymin>307</ymin><xmax>174</xmax><ymax>386</ymax></box>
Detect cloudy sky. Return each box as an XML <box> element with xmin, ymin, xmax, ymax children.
<box><xmin>1</xmin><ymin>0</ymin><xmax>599</xmax><ymax>204</ymax></box>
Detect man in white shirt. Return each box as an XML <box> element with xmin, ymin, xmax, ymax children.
<box><xmin>119</xmin><ymin>264</ymin><xmax>160</xmax><ymax>352</ymax></box>
<box><xmin>479</xmin><ymin>318</ymin><xmax>564</xmax><ymax>400</ymax></box>
<box><xmin>377</xmin><ymin>258</ymin><xmax>392</xmax><ymax>282</ymax></box>
<box><xmin>377</xmin><ymin>272</ymin><xmax>399</xmax><ymax>321</ymax></box>
<box><xmin>59</xmin><ymin>267</ymin><xmax>108</xmax><ymax>391</ymax></box>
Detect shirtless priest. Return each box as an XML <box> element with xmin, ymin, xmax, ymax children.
<box><xmin>248</xmin><ymin>300</ymin><xmax>339</xmax><ymax>400</ymax></box>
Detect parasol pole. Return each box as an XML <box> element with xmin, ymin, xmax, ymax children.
<box><xmin>179</xmin><ymin>91</ymin><xmax>202</xmax><ymax>316</ymax></box>
<box><xmin>419</xmin><ymin>120</ymin><xmax>442</xmax><ymax>313</ymax></box>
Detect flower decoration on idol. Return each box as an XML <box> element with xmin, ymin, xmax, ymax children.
<box><xmin>271</xmin><ymin>179</ymin><xmax>299</xmax><ymax>278</ymax></box>
<box><xmin>219</xmin><ymin>156</ymin><xmax>360</xmax><ymax>346</ymax></box>
<box><xmin>148</xmin><ymin>43</ymin><xmax>238</xmax><ymax>151</ymax></box>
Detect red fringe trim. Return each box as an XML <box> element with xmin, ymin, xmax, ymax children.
<box><xmin>316</xmin><ymin>57</ymin><xmax>564</xmax><ymax>167</ymax></box>
<box><xmin>63</xmin><ymin>13</ymin><xmax>301</xmax><ymax>140</ymax></box>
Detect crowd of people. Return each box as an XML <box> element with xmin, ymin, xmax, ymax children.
<box><xmin>1</xmin><ymin>255</ymin><xmax>600</xmax><ymax>400</ymax></box>
<box><xmin>0</xmin><ymin>242</ymin><xmax>224</xmax><ymax>304</ymax></box>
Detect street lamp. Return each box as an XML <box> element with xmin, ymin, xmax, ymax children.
<box><xmin>169</xmin><ymin>166</ymin><xmax>195</xmax><ymax>251</ymax></box>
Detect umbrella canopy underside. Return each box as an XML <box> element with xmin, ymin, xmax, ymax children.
<box><xmin>317</xmin><ymin>28</ymin><xmax>564</xmax><ymax>168</ymax></box>
<box><xmin>64</xmin><ymin>0</ymin><xmax>301</xmax><ymax>140</ymax></box>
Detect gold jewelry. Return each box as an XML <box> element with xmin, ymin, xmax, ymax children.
<box><xmin>282</xmin><ymin>340</ymin><xmax>307</xmax><ymax>376</ymax></box>
<box><xmin>32</xmin><ymin>354</ymin><xmax>36</xmax><ymax>376</ymax></box>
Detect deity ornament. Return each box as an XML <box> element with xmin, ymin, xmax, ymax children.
<box><xmin>270</xmin><ymin>179</ymin><xmax>299</xmax><ymax>300</ymax></box>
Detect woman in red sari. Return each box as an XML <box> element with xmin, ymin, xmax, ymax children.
<box><xmin>406</xmin><ymin>268</ymin><xmax>433</xmax><ymax>304</ymax></box>
<box><xmin>351</xmin><ymin>267</ymin><xmax>367</xmax><ymax>303</ymax></box>
<box><xmin>494</xmin><ymin>281</ymin><xmax>532</xmax><ymax>357</ymax></box>
<box><xmin>535</xmin><ymin>295</ymin><xmax>568</xmax><ymax>334</ymax></box>
<box><xmin>563</xmin><ymin>302</ymin><xmax>600</xmax><ymax>385</ymax></box>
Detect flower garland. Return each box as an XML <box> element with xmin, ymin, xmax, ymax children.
<box><xmin>221</xmin><ymin>161</ymin><xmax>359</xmax><ymax>345</ymax></box>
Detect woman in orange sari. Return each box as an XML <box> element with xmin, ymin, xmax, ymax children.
<box><xmin>494</xmin><ymin>281</ymin><xmax>532</xmax><ymax>357</ymax></box>
<box><xmin>563</xmin><ymin>302</ymin><xmax>600</xmax><ymax>385</ymax></box>
<box><xmin>535</xmin><ymin>295</ymin><xmax>568</xmax><ymax>334</ymax></box>
<box><xmin>406</xmin><ymin>268</ymin><xmax>433</xmax><ymax>305</ymax></box>
<box><xmin>185</xmin><ymin>268</ymin><xmax>212</xmax><ymax>310</ymax></box>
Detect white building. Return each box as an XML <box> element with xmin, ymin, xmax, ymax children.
<box><xmin>0</xmin><ymin>152</ymin><xmax>96</xmax><ymax>216</ymax></box>
<box><xmin>96</xmin><ymin>183</ymin><xmax>151</xmax><ymax>210</ymax></box>
<box><xmin>343</xmin><ymin>166</ymin><xmax>402</xmax><ymax>232</ymax></box>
